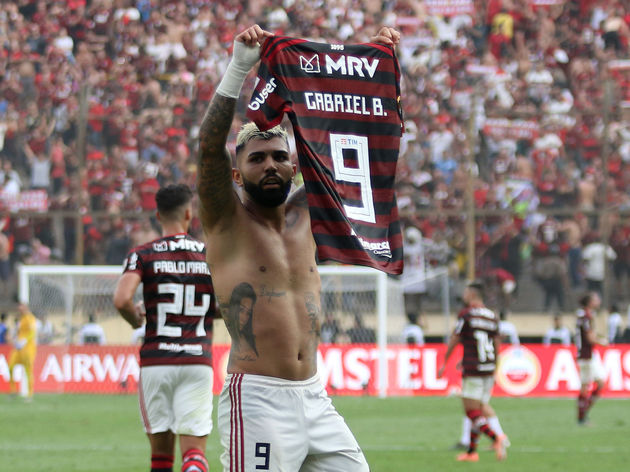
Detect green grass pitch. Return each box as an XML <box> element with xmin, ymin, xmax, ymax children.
<box><xmin>1</xmin><ymin>394</ymin><xmax>627</xmax><ymax>471</ymax></box>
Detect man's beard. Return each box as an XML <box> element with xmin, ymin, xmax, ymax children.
<box><xmin>242</xmin><ymin>175</ymin><xmax>292</xmax><ymax>208</ymax></box>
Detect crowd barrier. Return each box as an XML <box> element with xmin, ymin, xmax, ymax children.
<box><xmin>1</xmin><ymin>344</ymin><xmax>629</xmax><ymax>397</ymax></box>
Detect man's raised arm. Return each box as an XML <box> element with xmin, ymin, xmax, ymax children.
<box><xmin>197</xmin><ymin>25</ymin><xmax>273</xmax><ymax>229</ymax></box>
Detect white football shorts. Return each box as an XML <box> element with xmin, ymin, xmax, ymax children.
<box><xmin>218</xmin><ymin>373</ymin><xmax>369</xmax><ymax>472</ymax></box>
<box><xmin>461</xmin><ymin>375</ymin><xmax>495</xmax><ymax>404</ymax></box>
<box><xmin>139</xmin><ymin>364</ymin><xmax>213</xmax><ymax>436</ymax></box>
<box><xmin>578</xmin><ymin>357</ymin><xmax>605</xmax><ymax>385</ymax></box>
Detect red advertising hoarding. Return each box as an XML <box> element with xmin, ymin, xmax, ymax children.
<box><xmin>1</xmin><ymin>344</ymin><xmax>629</xmax><ymax>397</ymax></box>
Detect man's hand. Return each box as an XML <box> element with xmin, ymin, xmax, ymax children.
<box><xmin>232</xmin><ymin>25</ymin><xmax>274</xmax><ymax>71</ymax></box>
<box><xmin>370</xmin><ymin>27</ymin><xmax>400</xmax><ymax>47</ymax></box>
<box><xmin>235</xmin><ymin>24</ymin><xmax>273</xmax><ymax>48</ymax></box>
<box><xmin>215</xmin><ymin>24</ymin><xmax>273</xmax><ymax>99</ymax></box>
<box><xmin>129</xmin><ymin>301</ymin><xmax>145</xmax><ymax>329</ymax></box>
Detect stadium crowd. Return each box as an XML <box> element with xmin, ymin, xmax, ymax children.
<box><xmin>1</xmin><ymin>0</ymin><xmax>630</xmax><ymax>313</ymax></box>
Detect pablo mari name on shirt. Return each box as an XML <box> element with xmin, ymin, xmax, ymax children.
<box><xmin>150</xmin><ymin>238</ymin><xmax>210</xmax><ymax>275</ymax></box>
<box><xmin>249</xmin><ymin>49</ymin><xmax>389</xmax><ymax>117</ymax></box>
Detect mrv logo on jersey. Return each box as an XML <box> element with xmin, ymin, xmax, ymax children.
<box><xmin>300</xmin><ymin>54</ymin><xmax>380</xmax><ymax>78</ymax></box>
<box><xmin>152</xmin><ymin>239</ymin><xmax>205</xmax><ymax>252</ymax></box>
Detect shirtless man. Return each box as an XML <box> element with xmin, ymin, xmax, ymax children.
<box><xmin>560</xmin><ymin>216</ymin><xmax>585</xmax><ymax>287</ymax></box>
<box><xmin>197</xmin><ymin>24</ymin><xmax>400</xmax><ymax>472</ymax></box>
<box><xmin>577</xmin><ymin>172</ymin><xmax>597</xmax><ymax>211</ymax></box>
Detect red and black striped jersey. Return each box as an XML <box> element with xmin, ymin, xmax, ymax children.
<box><xmin>575</xmin><ymin>308</ymin><xmax>593</xmax><ymax>360</ymax></box>
<box><xmin>454</xmin><ymin>305</ymin><xmax>499</xmax><ymax>377</ymax></box>
<box><xmin>121</xmin><ymin>233</ymin><xmax>216</xmax><ymax>367</ymax></box>
<box><xmin>246</xmin><ymin>35</ymin><xmax>404</xmax><ymax>275</ymax></box>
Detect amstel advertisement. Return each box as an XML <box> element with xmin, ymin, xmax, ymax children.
<box><xmin>1</xmin><ymin>344</ymin><xmax>630</xmax><ymax>397</ymax></box>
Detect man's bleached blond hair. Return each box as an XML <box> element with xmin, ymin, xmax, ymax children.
<box><xmin>235</xmin><ymin>122</ymin><xmax>289</xmax><ymax>158</ymax></box>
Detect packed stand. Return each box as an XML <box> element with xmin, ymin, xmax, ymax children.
<box><xmin>0</xmin><ymin>0</ymin><xmax>629</xmax><ymax>312</ymax></box>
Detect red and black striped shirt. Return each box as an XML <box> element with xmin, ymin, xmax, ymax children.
<box><xmin>576</xmin><ymin>308</ymin><xmax>594</xmax><ymax>360</ymax></box>
<box><xmin>246</xmin><ymin>35</ymin><xmax>404</xmax><ymax>275</ymax></box>
<box><xmin>454</xmin><ymin>305</ymin><xmax>499</xmax><ymax>377</ymax></box>
<box><xmin>122</xmin><ymin>233</ymin><xmax>216</xmax><ymax>367</ymax></box>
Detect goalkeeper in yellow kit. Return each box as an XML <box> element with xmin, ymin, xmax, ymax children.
<box><xmin>8</xmin><ymin>302</ymin><xmax>37</xmax><ymax>399</ymax></box>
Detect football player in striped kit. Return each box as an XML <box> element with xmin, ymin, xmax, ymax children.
<box><xmin>438</xmin><ymin>281</ymin><xmax>509</xmax><ymax>462</ymax></box>
<box><xmin>114</xmin><ymin>184</ymin><xmax>216</xmax><ymax>472</ymax></box>
<box><xmin>575</xmin><ymin>291</ymin><xmax>606</xmax><ymax>425</ymax></box>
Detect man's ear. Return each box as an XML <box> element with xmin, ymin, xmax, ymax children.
<box><xmin>232</xmin><ymin>168</ymin><xmax>243</xmax><ymax>187</ymax></box>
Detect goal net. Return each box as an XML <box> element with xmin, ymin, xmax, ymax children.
<box><xmin>18</xmin><ymin>265</ymin><xmax>133</xmax><ymax>345</ymax></box>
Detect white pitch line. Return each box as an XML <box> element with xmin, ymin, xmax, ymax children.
<box><xmin>361</xmin><ymin>444</ymin><xmax>622</xmax><ymax>454</ymax></box>
<box><xmin>0</xmin><ymin>443</ymin><xmax>620</xmax><ymax>455</ymax></box>
<box><xmin>0</xmin><ymin>443</ymin><xmax>225</xmax><ymax>453</ymax></box>
<box><xmin>0</xmin><ymin>444</ymin><xmax>145</xmax><ymax>452</ymax></box>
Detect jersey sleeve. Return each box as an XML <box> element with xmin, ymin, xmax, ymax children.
<box><xmin>122</xmin><ymin>249</ymin><xmax>143</xmax><ymax>277</ymax></box>
<box><xmin>453</xmin><ymin>311</ymin><xmax>467</xmax><ymax>335</ymax></box>
<box><xmin>246</xmin><ymin>37</ymin><xmax>293</xmax><ymax>131</ymax></box>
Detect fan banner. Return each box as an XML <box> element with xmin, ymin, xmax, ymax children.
<box><xmin>482</xmin><ymin>118</ymin><xmax>540</xmax><ymax>141</ymax></box>
<box><xmin>0</xmin><ymin>189</ymin><xmax>48</xmax><ymax>212</ymax></box>
<box><xmin>1</xmin><ymin>344</ymin><xmax>629</xmax><ymax>397</ymax></box>
<box><xmin>424</xmin><ymin>0</ymin><xmax>474</xmax><ymax>17</ymax></box>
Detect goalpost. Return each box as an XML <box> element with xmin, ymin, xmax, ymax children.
<box><xmin>18</xmin><ymin>264</ymin><xmax>451</xmax><ymax>398</ymax></box>
<box><xmin>18</xmin><ymin>265</ymin><xmax>126</xmax><ymax>344</ymax></box>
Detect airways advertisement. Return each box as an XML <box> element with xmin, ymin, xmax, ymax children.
<box><xmin>1</xmin><ymin>344</ymin><xmax>630</xmax><ymax>397</ymax></box>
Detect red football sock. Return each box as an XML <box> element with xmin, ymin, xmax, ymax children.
<box><xmin>590</xmin><ymin>384</ymin><xmax>601</xmax><ymax>404</ymax></box>
<box><xmin>578</xmin><ymin>393</ymin><xmax>589</xmax><ymax>421</ymax></box>
<box><xmin>468</xmin><ymin>428</ymin><xmax>480</xmax><ymax>454</ymax></box>
<box><xmin>151</xmin><ymin>453</ymin><xmax>174</xmax><ymax>472</ymax></box>
<box><xmin>467</xmin><ymin>409</ymin><xmax>497</xmax><ymax>445</ymax></box>
<box><xmin>182</xmin><ymin>448</ymin><xmax>209</xmax><ymax>472</ymax></box>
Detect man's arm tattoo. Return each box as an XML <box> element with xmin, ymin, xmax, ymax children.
<box><xmin>197</xmin><ymin>94</ymin><xmax>238</xmax><ymax>224</ymax></box>
<box><xmin>287</xmin><ymin>185</ymin><xmax>308</xmax><ymax>209</ymax></box>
